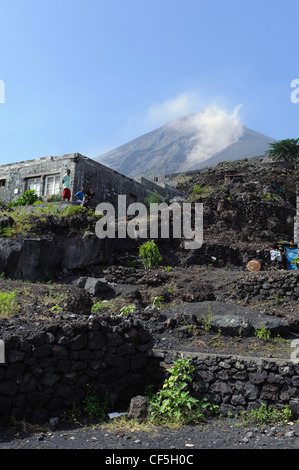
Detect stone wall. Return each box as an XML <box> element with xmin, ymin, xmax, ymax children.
<box><xmin>0</xmin><ymin>315</ymin><xmax>163</xmax><ymax>426</ymax></box>
<box><xmin>2</xmin><ymin>312</ymin><xmax>299</xmax><ymax>427</ymax></box>
<box><xmin>228</xmin><ymin>271</ymin><xmax>299</xmax><ymax>303</ymax></box>
<box><xmin>153</xmin><ymin>350</ymin><xmax>299</xmax><ymax>417</ymax></box>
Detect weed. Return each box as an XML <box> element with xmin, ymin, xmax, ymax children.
<box><xmin>209</xmin><ymin>329</ymin><xmax>224</xmax><ymax>347</ymax></box>
<box><xmin>50</xmin><ymin>304</ymin><xmax>62</xmax><ymax>312</ymax></box>
<box><xmin>193</xmin><ymin>185</ymin><xmax>206</xmax><ymax>195</ymax></box>
<box><xmin>163</xmin><ymin>265</ymin><xmax>172</xmax><ymax>272</ymax></box>
<box><xmin>119</xmin><ymin>304</ymin><xmax>136</xmax><ymax>316</ymax></box>
<box><xmin>254</xmin><ymin>324</ymin><xmax>271</xmax><ymax>341</ymax></box>
<box><xmin>202</xmin><ymin>308</ymin><xmax>212</xmax><ymax>332</ymax></box>
<box><xmin>240</xmin><ymin>403</ymin><xmax>293</xmax><ymax>426</ymax></box>
<box><xmin>144</xmin><ymin>191</ymin><xmax>163</xmax><ymax>207</ymax></box>
<box><xmin>165</xmin><ymin>284</ymin><xmax>176</xmax><ymax>293</ymax></box>
<box><xmin>151</xmin><ymin>295</ymin><xmax>164</xmax><ymax>309</ymax></box>
<box><xmin>61</xmin><ymin>386</ymin><xmax>109</xmax><ymax>423</ymax></box>
<box><xmin>270</xmin><ymin>290</ymin><xmax>284</xmax><ymax>304</ymax></box>
<box><xmin>83</xmin><ymin>390</ymin><xmax>109</xmax><ymax>422</ymax></box>
<box><xmin>61</xmin><ymin>402</ymin><xmax>82</xmax><ymax>423</ymax></box>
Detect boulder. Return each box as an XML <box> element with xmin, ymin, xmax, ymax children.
<box><xmin>61</xmin><ymin>234</ymin><xmax>114</xmax><ymax>270</ymax></box>
<box><xmin>83</xmin><ymin>277</ymin><xmax>115</xmax><ymax>299</ymax></box>
<box><xmin>0</xmin><ymin>238</ymin><xmax>63</xmax><ymax>282</ymax></box>
<box><xmin>127</xmin><ymin>395</ymin><xmax>149</xmax><ymax>420</ymax></box>
<box><xmin>210</xmin><ymin>315</ymin><xmax>253</xmax><ymax>336</ymax></box>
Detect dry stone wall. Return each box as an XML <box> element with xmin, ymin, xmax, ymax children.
<box><xmin>0</xmin><ymin>315</ymin><xmax>162</xmax><ymax>426</ymax></box>
<box><xmin>228</xmin><ymin>271</ymin><xmax>299</xmax><ymax>303</ymax></box>
<box><xmin>154</xmin><ymin>350</ymin><xmax>299</xmax><ymax>418</ymax></box>
<box><xmin>2</xmin><ymin>314</ymin><xmax>299</xmax><ymax>427</ymax></box>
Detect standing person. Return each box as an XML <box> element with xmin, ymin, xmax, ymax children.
<box><xmin>62</xmin><ymin>169</ymin><xmax>71</xmax><ymax>201</ymax></box>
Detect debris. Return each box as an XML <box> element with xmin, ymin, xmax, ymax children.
<box><xmin>247</xmin><ymin>260</ymin><xmax>261</xmax><ymax>272</ymax></box>
<box><xmin>108</xmin><ymin>412</ymin><xmax>127</xmax><ymax>419</ymax></box>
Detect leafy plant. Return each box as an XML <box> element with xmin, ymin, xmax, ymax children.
<box><xmin>149</xmin><ymin>358</ymin><xmax>207</xmax><ymax>426</ymax></box>
<box><xmin>144</xmin><ymin>190</ymin><xmax>163</xmax><ymax>207</ymax></box>
<box><xmin>83</xmin><ymin>390</ymin><xmax>109</xmax><ymax>421</ymax></box>
<box><xmin>61</xmin><ymin>386</ymin><xmax>109</xmax><ymax>423</ymax></box>
<box><xmin>61</xmin><ymin>402</ymin><xmax>82</xmax><ymax>423</ymax></box>
<box><xmin>292</xmin><ymin>256</ymin><xmax>299</xmax><ymax>269</ymax></box>
<box><xmin>240</xmin><ymin>403</ymin><xmax>293</xmax><ymax>426</ymax></box>
<box><xmin>265</xmin><ymin>138</ymin><xmax>299</xmax><ymax>168</ymax></box>
<box><xmin>193</xmin><ymin>185</ymin><xmax>206</xmax><ymax>195</ymax></box>
<box><xmin>138</xmin><ymin>240</ymin><xmax>162</xmax><ymax>270</ymax></box>
<box><xmin>8</xmin><ymin>190</ymin><xmax>38</xmax><ymax>207</ymax></box>
<box><xmin>254</xmin><ymin>324</ymin><xmax>271</xmax><ymax>341</ymax></box>
<box><xmin>163</xmin><ymin>265</ymin><xmax>172</xmax><ymax>272</ymax></box>
<box><xmin>209</xmin><ymin>328</ymin><xmax>223</xmax><ymax>347</ymax></box>
<box><xmin>119</xmin><ymin>304</ymin><xmax>136</xmax><ymax>316</ymax></box>
<box><xmin>0</xmin><ymin>291</ymin><xmax>19</xmax><ymax>316</ymax></box>
<box><xmin>50</xmin><ymin>304</ymin><xmax>62</xmax><ymax>312</ymax></box>
<box><xmin>151</xmin><ymin>295</ymin><xmax>164</xmax><ymax>309</ymax></box>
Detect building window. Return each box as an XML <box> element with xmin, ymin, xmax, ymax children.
<box><xmin>0</xmin><ymin>179</ymin><xmax>5</xmax><ymax>187</ymax></box>
<box><xmin>45</xmin><ymin>174</ymin><xmax>60</xmax><ymax>197</ymax></box>
<box><xmin>27</xmin><ymin>177</ymin><xmax>41</xmax><ymax>197</ymax></box>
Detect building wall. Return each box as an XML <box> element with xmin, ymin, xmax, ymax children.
<box><xmin>72</xmin><ymin>156</ymin><xmax>155</xmax><ymax>209</ymax></box>
<box><xmin>0</xmin><ymin>154</ymin><xmax>77</xmax><ymax>204</ymax></box>
<box><xmin>0</xmin><ymin>153</ymin><xmax>181</xmax><ymax>208</ymax></box>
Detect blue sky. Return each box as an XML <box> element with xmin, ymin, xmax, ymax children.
<box><xmin>0</xmin><ymin>0</ymin><xmax>299</xmax><ymax>165</ymax></box>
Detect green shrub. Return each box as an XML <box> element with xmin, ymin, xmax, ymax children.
<box><xmin>0</xmin><ymin>291</ymin><xmax>19</xmax><ymax>316</ymax></box>
<box><xmin>8</xmin><ymin>190</ymin><xmax>38</xmax><ymax>207</ymax></box>
<box><xmin>193</xmin><ymin>185</ymin><xmax>205</xmax><ymax>195</ymax></box>
<box><xmin>138</xmin><ymin>240</ymin><xmax>162</xmax><ymax>270</ymax></box>
<box><xmin>254</xmin><ymin>324</ymin><xmax>271</xmax><ymax>341</ymax></box>
<box><xmin>144</xmin><ymin>190</ymin><xmax>163</xmax><ymax>207</ymax></box>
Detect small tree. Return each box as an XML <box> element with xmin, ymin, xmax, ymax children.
<box><xmin>138</xmin><ymin>240</ymin><xmax>162</xmax><ymax>270</ymax></box>
<box><xmin>265</xmin><ymin>138</ymin><xmax>299</xmax><ymax>168</ymax></box>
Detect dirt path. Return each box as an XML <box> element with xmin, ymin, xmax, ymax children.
<box><xmin>1</xmin><ymin>417</ymin><xmax>299</xmax><ymax>450</ymax></box>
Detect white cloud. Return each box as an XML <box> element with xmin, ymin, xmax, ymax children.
<box><xmin>172</xmin><ymin>104</ymin><xmax>244</xmax><ymax>167</ymax></box>
<box><xmin>146</xmin><ymin>92</ymin><xmax>202</xmax><ymax>126</ymax></box>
